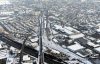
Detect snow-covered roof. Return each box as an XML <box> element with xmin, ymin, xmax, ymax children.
<box><xmin>96</xmin><ymin>29</ymin><xmax>100</xmax><ymax>32</ymax></box>
<box><xmin>65</xmin><ymin>26</ymin><xmax>75</xmax><ymax>31</ymax></box>
<box><xmin>52</xmin><ymin>38</ymin><xmax>58</xmax><ymax>42</ymax></box>
<box><xmin>35</xmin><ymin>46</ymin><xmax>47</xmax><ymax>51</ymax></box>
<box><xmin>0</xmin><ymin>44</ymin><xmax>2</xmax><ymax>48</ymax></box>
<box><xmin>31</xmin><ymin>43</ymin><xmax>38</xmax><ymax>48</ymax></box>
<box><xmin>67</xmin><ymin>43</ymin><xmax>85</xmax><ymax>51</ymax></box>
<box><xmin>51</xmin><ymin>49</ymin><xmax>60</xmax><ymax>54</ymax></box>
<box><xmin>0</xmin><ymin>0</ymin><xmax>11</xmax><ymax>5</ymax></box>
<box><xmin>64</xmin><ymin>29</ymin><xmax>73</xmax><ymax>35</ymax></box>
<box><xmin>23</xmin><ymin>62</ymin><xmax>33</xmax><ymax>64</ymax></box>
<box><xmin>76</xmin><ymin>52</ymin><xmax>86</xmax><ymax>57</ymax></box>
<box><xmin>54</xmin><ymin>25</ymin><xmax>80</xmax><ymax>35</ymax></box>
<box><xmin>0</xmin><ymin>11</ymin><xmax>14</xmax><ymax>15</ymax></box>
<box><xmin>52</xmin><ymin>30</ymin><xmax>58</xmax><ymax>34</ymax></box>
<box><xmin>96</xmin><ymin>23</ymin><xmax>100</xmax><ymax>32</ymax></box>
<box><xmin>54</xmin><ymin>25</ymin><xmax>62</xmax><ymax>30</ymax></box>
<box><xmin>30</xmin><ymin>37</ymin><xmax>38</xmax><ymax>42</ymax></box>
<box><xmin>69</xmin><ymin>33</ymin><xmax>84</xmax><ymax>39</ymax></box>
<box><xmin>0</xmin><ymin>41</ymin><xmax>4</xmax><ymax>44</ymax></box>
<box><xmin>67</xmin><ymin>60</ymin><xmax>81</xmax><ymax>64</ymax></box>
<box><xmin>65</xmin><ymin>26</ymin><xmax>79</xmax><ymax>32</ymax></box>
<box><xmin>10</xmin><ymin>46</ymin><xmax>16</xmax><ymax>51</ymax></box>
<box><xmin>6</xmin><ymin>58</ymin><xmax>14</xmax><ymax>64</ymax></box>
<box><xmin>96</xmin><ymin>40</ymin><xmax>100</xmax><ymax>43</ymax></box>
<box><xmin>0</xmin><ymin>17</ymin><xmax>9</xmax><ymax>20</ymax></box>
<box><xmin>23</xmin><ymin>55</ymin><xmax>30</xmax><ymax>61</ymax></box>
<box><xmin>88</xmin><ymin>37</ymin><xmax>95</xmax><ymax>41</ymax></box>
<box><xmin>87</xmin><ymin>9</ymin><xmax>95</xmax><ymax>13</ymax></box>
<box><xmin>94</xmin><ymin>47</ymin><xmax>100</xmax><ymax>53</ymax></box>
<box><xmin>97</xmin><ymin>23</ymin><xmax>100</xmax><ymax>26</ymax></box>
<box><xmin>0</xmin><ymin>50</ymin><xmax>7</xmax><ymax>59</ymax></box>
<box><xmin>87</xmin><ymin>42</ymin><xmax>100</xmax><ymax>47</ymax></box>
<box><xmin>65</xmin><ymin>26</ymin><xmax>73</xmax><ymax>30</ymax></box>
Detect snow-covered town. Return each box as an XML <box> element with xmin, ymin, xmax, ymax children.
<box><xmin>0</xmin><ymin>0</ymin><xmax>100</xmax><ymax>64</ymax></box>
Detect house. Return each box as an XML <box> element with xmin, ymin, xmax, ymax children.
<box><xmin>87</xmin><ymin>41</ymin><xmax>100</xmax><ymax>48</ymax></box>
<box><xmin>69</xmin><ymin>33</ymin><xmax>84</xmax><ymax>39</ymax></box>
<box><xmin>94</xmin><ymin>46</ymin><xmax>100</xmax><ymax>53</ymax></box>
<box><xmin>67</xmin><ymin>42</ymin><xmax>85</xmax><ymax>51</ymax></box>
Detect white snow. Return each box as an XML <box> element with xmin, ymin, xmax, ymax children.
<box><xmin>87</xmin><ymin>41</ymin><xmax>100</xmax><ymax>47</ymax></box>
<box><xmin>64</xmin><ymin>29</ymin><xmax>73</xmax><ymax>35</ymax></box>
<box><xmin>0</xmin><ymin>44</ymin><xmax>2</xmax><ymax>48</ymax></box>
<box><xmin>23</xmin><ymin>55</ymin><xmax>30</xmax><ymax>61</ymax></box>
<box><xmin>30</xmin><ymin>37</ymin><xmax>38</xmax><ymax>42</ymax></box>
<box><xmin>67</xmin><ymin>43</ymin><xmax>85</xmax><ymax>51</ymax></box>
<box><xmin>54</xmin><ymin>25</ymin><xmax>62</xmax><ymax>30</ymax></box>
<box><xmin>31</xmin><ymin>43</ymin><xmax>38</xmax><ymax>48</ymax></box>
<box><xmin>65</xmin><ymin>27</ymin><xmax>74</xmax><ymax>30</ymax></box>
<box><xmin>69</xmin><ymin>33</ymin><xmax>84</xmax><ymax>39</ymax></box>
<box><xmin>52</xmin><ymin>30</ymin><xmax>58</xmax><ymax>34</ymax></box>
<box><xmin>76</xmin><ymin>52</ymin><xmax>86</xmax><ymax>57</ymax></box>
<box><xmin>96</xmin><ymin>29</ymin><xmax>100</xmax><ymax>32</ymax></box>
<box><xmin>62</xmin><ymin>45</ymin><xmax>66</xmax><ymax>48</ymax></box>
<box><xmin>87</xmin><ymin>9</ymin><xmax>95</xmax><ymax>13</ymax></box>
<box><xmin>97</xmin><ymin>23</ymin><xmax>100</xmax><ymax>26</ymax></box>
<box><xmin>54</xmin><ymin>25</ymin><xmax>81</xmax><ymax>35</ymax></box>
<box><xmin>54</xmin><ymin>25</ymin><xmax>73</xmax><ymax>35</ymax></box>
<box><xmin>10</xmin><ymin>46</ymin><xmax>16</xmax><ymax>51</ymax></box>
<box><xmin>96</xmin><ymin>23</ymin><xmax>100</xmax><ymax>32</ymax></box>
<box><xmin>0</xmin><ymin>0</ymin><xmax>11</xmax><ymax>5</ymax></box>
<box><xmin>96</xmin><ymin>40</ymin><xmax>100</xmax><ymax>43</ymax></box>
<box><xmin>35</xmin><ymin>46</ymin><xmax>47</xmax><ymax>52</ymax></box>
<box><xmin>67</xmin><ymin>60</ymin><xmax>83</xmax><ymax>64</ymax></box>
<box><xmin>6</xmin><ymin>58</ymin><xmax>14</xmax><ymax>64</ymax></box>
<box><xmin>94</xmin><ymin>47</ymin><xmax>100</xmax><ymax>53</ymax></box>
<box><xmin>0</xmin><ymin>17</ymin><xmax>9</xmax><ymax>20</ymax></box>
<box><xmin>0</xmin><ymin>50</ymin><xmax>8</xmax><ymax>59</ymax></box>
<box><xmin>51</xmin><ymin>49</ymin><xmax>60</xmax><ymax>54</ymax></box>
<box><xmin>0</xmin><ymin>11</ymin><xmax>13</xmax><ymax>15</ymax></box>
<box><xmin>65</xmin><ymin>26</ymin><xmax>79</xmax><ymax>33</ymax></box>
<box><xmin>52</xmin><ymin>38</ymin><xmax>58</xmax><ymax>43</ymax></box>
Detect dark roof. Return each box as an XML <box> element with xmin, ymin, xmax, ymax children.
<box><xmin>91</xmin><ymin>32</ymin><xmax>100</xmax><ymax>39</ymax></box>
<box><xmin>75</xmin><ymin>37</ymin><xmax>88</xmax><ymax>45</ymax></box>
